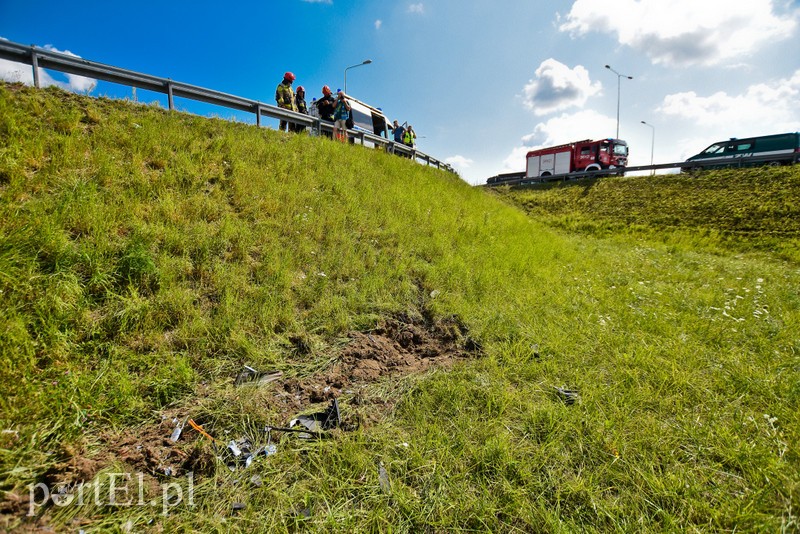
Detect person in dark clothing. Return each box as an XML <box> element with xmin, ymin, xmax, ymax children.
<box><xmin>315</xmin><ymin>85</ymin><xmax>336</xmax><ymax>138</ymax></box>
<box><xmin>291</xmin><ymin>85</ymin><xmax>308</xmax><ymax>132</ymax></box>
<box><xmin>392</xmin><ymin>120</ymin><xmax>405</xmax><ymax>143</ymax></box>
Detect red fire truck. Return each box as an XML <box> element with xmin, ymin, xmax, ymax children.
<box><xmin>526</xmin><ymin>138</ymin><xmax>628</xmax><ymax>180</ymax></box>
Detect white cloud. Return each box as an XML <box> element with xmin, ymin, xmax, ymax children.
<box><xmin>502</xmin><ymin>110</ymin><xmax>617</xmax><ymax>171</ymax></box>
<box><xmin>0</xmin><ymin>58</ymin><xmax>32</xmax><ymax>84</ymax></box>
<box><xmin>445</xmin><ymin>155</ymin><xmax>473</xmax><ymax>169</ymax></box>
<box><xmin>408</xmin><ymin>3</ymin><xmax>424</xmax><ymax>14</ymax></box>
<box><xmin>0</xmin><ymin>44</ymin><xmax>97</xmax><ymax>93</ymax></box>
<box><xmin>658</xmin><ymin>69</ymin><xmax>800</xmax><ymax>134</ymax></box>
<box><xmin>375</xmin><ymin>19</ymin><xmax>382</xmax><ymax>30</ymax></box>
<box><xmin>522</xmin><ymin>59</ymin><xmax>601</xmax><ymax>115</ymax></box>
<box><xmin>559</xmin><ymin>0</ymin><xmax>797</xmax><ymax>67</ymax></box>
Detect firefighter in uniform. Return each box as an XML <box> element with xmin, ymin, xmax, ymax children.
<box><xmin>292</xmin><ymin>85</ymin><xmax>308</xmax><ymax>133</ymax></box>
<box><xmin>275</xmin><ymin>71</ymin><xmax>297</xmax><ymax>132</ymax></box>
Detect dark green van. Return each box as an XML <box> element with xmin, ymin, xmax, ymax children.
<box><xmin>683</xmin><ymin>132</ymin><xmax>800</xmax><ymax>171</ymax></box>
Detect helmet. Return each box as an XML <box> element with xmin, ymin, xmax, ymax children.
<box><xmin>284</xmin><ymin>71</ymin><xmax>296</xmax><ymax>82</ymax></box>
<box><xmin>322</xmin><ymin>85</ymin><xmax>332</xmax><ymax>95</ymax></box>
<box><xmin>296</xmin><ymin>85</ymin><xmax>304</xmax><ymax>92</ymax></box>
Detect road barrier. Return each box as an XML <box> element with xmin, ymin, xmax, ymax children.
<box><xmin>0</xmin><ymin>39</ymin><xmax>454</xmax><ymax>173</ymax></box>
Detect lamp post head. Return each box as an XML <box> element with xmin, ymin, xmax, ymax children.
<box><xmin>363</xmin><ymin>59</ymin><xmax>373</xmax><ymax>65</ymax></box>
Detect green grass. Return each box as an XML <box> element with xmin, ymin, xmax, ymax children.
<box><xmin>494</xmin><ymin>170</ymin><xmax>800</xmax><ymax>262</ymax></box>
<box><xmin>1</xmin><ymin>83</ymin><xmax>799</xmax><ymax>532</ymax></box>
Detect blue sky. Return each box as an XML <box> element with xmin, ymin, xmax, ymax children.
<box><xmin>2</xmin><ymin>0</ymin><xmax>799</xmax><ymax>184</ymax></box>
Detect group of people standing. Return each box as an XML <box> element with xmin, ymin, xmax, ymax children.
<box><xmin>392</xmin><ymin>120</ymin><xmax>417</xmax><ymax>149</ymax></box>
<box><xmin>275</xmin><ymin>71</ymin><xmax>416</xmax><ymax>149</ymax></box>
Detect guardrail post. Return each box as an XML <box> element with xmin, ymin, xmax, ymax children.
<box><xmin>167</xmin><ymin>81</ymin><xmax>174</xmax><ymax>110</ymax></box>
<box><xmin>31</xmin><ymin>49</ymin><xmax>40</xmax><ymax>88</ymax></box>
<box><xmin>256</xmin><ymin>105</ymin><xmax>262</xmax><ymax>127</ymax></box>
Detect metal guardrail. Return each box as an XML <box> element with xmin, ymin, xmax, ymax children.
<box><xmin>485</xmin><ymin>152</ymin><xmax>800</xmax><ymax>187</ymax></box>
<box><xmin>0</xmin><ymin>39</ymin><xmax>454</xmax><ymax>173</ymax></box>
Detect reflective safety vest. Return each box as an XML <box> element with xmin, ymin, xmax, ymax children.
<box><xmin>275</xmin><ymin>82</ymin><xmax>297</xmax><ymax>111</ymax></box>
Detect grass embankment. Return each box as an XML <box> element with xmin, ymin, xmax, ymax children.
<box><xmin>1</xmin><ymin>83</ymin><xmax>799</xmax><ymax>532</ymax></box>
<box><xmin>496</xmin><ymin>170</ymin><xmax>800</xmax><ymax>262</ymax></box>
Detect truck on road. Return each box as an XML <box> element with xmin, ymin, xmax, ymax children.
<box><xmin>526</xmin><ymin>138</ymin><xmax>628</xmax><ymax>180</ymax></box>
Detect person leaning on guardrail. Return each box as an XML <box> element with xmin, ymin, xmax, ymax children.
<box><xmin>275</xmin><ymin>71</ymin><xmax>298</xmax><ymax>132</ymax></box>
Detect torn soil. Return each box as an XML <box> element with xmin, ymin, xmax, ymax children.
<box><xmin>3</xmin><ymin>313</ymin><xmax>480</xmax><ymax>530</ymax></box>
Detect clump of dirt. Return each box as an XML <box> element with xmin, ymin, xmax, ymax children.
<box><xmin>272</xmin><ymin>313</ymin><xmax>477</xmax><ymax>419</ymax></box>
<box><xmin>112</xmin><ymin>418</ymin><xmax>215</xmax><ymax>479</ymax></box>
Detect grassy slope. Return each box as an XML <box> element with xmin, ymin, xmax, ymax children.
<box><xmin>496</xmin><ymin>170</ymin><xmax>800</xmax><ymax>262</ymax></box>
<box><xmin>1</xmin><ymin>84</ymin><xmax>799</xmax><ymax>532</ymax></box>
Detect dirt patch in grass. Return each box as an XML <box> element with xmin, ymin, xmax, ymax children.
<box><xmin>274</xmin><ymin>314</ymin><xmax>476</xmax><ymax>416</ymax></box>
<box><xmin>3</xmin><ymin>314</ymin><xmax>478</xmax><ymax>530</ymax></box>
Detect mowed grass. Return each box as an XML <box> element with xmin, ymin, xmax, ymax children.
<box><xmin>496</xmin><ymin>169</ymin><xmax>800</xmax><ymax>262</ymax></box>
<box><xmin>1</xmin><ymin>83</ymin><xmax>799</xmax><ymax>532</ymax></box>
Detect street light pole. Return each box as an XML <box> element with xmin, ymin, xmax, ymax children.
<box><xmin>605</xmin><ymin>64</ymin><xmax>633</xmax><ymax>139</ymax></box>
<box><xmin>641</xmin><ymin>120</ymin><xmax>655</xmax><ymax>175</ymax></box>
<box><xmin>344</xmin><ymin>59</ymin><xmax>373</xmax><ymax>94</ymax></box>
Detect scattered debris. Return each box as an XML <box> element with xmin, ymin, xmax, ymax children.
<box><xmin>554</xmin><ymin>386</ymin><xmax>579</xmax><ymax>405</ymax></box>
<box><xmin>250</xmin><ymin>474</ymin><xmax>263</xmax><ymax>488</ymax></box>
<box><xmin>234</xmin><ymin>366</ymin><xmax>283</xmax><ymax>387</ymax></box>
<box><xmin>378</xmin><ymin>461</ymin><xmax>390</xmax><ymax>493</ymax></box>
<box><xmin>188</xmin><ymin>419</ymin><xmax>217</xmax><ymax>441</ymax></box>
<box><xmin>221</xmin><ymin>434</ymin><xmax>275</xmax><ymax>471</ymax></box>
<box><xmin>293</xmin><ymin>506</ymin><xmax>312</xmax><ymax>519</ymax></box>
<box><xmin>232</xmin><ymin>502</ymin><xmax>246</xmax><ymax>511</ymax></box>
<box><xmin>287</xmin><ymin>399</ymin><xmax>341</xmax><ymax>438</ymax></box>
<box><xmin>169</xmin><ymin>418</ymin><xmax>187</xmax><ymax>443</ymax></box>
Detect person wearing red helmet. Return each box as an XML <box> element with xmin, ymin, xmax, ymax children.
<box><xmin>275</xmin><ymin>71</ymin><xmax>297</xmax><ymax>132</ymax></box>
<box><xmin>315</xmin><ymin>85</ymin><xmax>336</xmax><ymax>138</ymax></box>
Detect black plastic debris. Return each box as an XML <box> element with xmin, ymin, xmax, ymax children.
<box><xmin>288</xmin><ymin>399</ymin><xmax>341</xmax><ymax>438</ymax></box>
<box><xmin>232</xmin><ymin>502</ymin><xmax>246</xmax><ymax>511</ymax></box>
<box><xmin>234</xmin><ymin>366</ymin><xmax>283</xmax><ymax>387</ymax></box>
<box><xmin>554</xmin><ymin>386</ymin><xmax>579</xmax><ymax>405</ymax></box>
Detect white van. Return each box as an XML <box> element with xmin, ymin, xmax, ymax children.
<box><xmin>345</xmin><ymin>96</ymin><xmax>391</xmax><ymax>140</ymax></box>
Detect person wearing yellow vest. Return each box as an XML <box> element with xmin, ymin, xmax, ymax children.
<box><xmin>275</xmin><ymin>71</ymin><xmax>297</xmax><ymax>132</ymax></box>
<box><xmin>403</xmin><ymin>125</ymin><xmax>417</xmax><ymax>148</ymax></box>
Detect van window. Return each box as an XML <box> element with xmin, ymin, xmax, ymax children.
<box><xmin>350</xmin><ymin>106</ymin><xmax>372</xmax><ymax>132</ymax></box>
<box><xmin>703</xmin><ymin>143</ymin><xmax>725</xmax><ymax>154</ymax></box>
